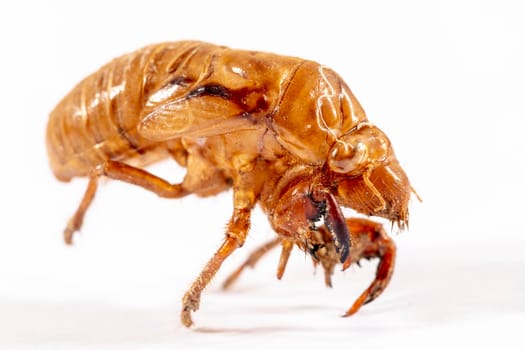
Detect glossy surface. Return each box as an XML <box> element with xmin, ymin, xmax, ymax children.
<box><xmin>46</xmin><ymin>41</ymin><xmax>414</xmax><ymax>327</ymax></box>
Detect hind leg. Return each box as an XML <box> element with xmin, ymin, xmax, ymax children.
<box><xmin>63</xmin><ymin>160</ymin><xmax>189</xmax><ymax>244</ymax></box>
<box><xmin>64</xmin><ymin>171</ymin><xmax>99</xmax><ymax>244</ymax></box>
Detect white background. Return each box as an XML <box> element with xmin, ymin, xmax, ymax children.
<box><xmin>1</xmin><ymin>0</ymin><xmax>524</xmax><ymax>349</ymax></box>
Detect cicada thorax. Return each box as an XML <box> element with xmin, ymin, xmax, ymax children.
<box><xmin>269</xmin><ymin>61</ymin><xmax>368</xmax><ymax>166</ymax></box>
<box><xmin>138</xmin><ymin>43</ymin><xmax>304</xmax><ymax>142</ymax></box>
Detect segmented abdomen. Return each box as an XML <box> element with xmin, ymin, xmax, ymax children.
<box><xmin>46</xmin><ymin>41</ymin><xmax>213</xmax><ymax>181</ymax></box>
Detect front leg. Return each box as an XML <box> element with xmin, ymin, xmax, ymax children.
<box><xmin>343</xmin><ymin>218</ymin><xmax>396</xmax><ymax>316</ymax></box>
<box><xmin>180</xmin><ymin>203</ymin><xmax>253</xmax><ymax>327</ymax></box>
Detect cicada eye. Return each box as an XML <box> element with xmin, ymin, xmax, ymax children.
<box><xmin>328</xmin><ymin>141</ymin><xmax>368</xmax><ymax>174</ymax></box>
<box><xmin>328</xmin><ymin>124</ymin><xmax>392</xmax><ymax>175</ymax></box>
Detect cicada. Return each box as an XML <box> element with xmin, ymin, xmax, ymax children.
<box><xmin>46</xmin><ymin>41</ymin><xmax>415</xmax><ymax>327</ymax></box>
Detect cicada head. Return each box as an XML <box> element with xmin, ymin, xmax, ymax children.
<box><xmin>334</xmin><ymin>158</ymin><xmax>412</xmax><ymax>229</ymax></box>
<box><xmin>323</xmin><ymin>118</ymin><xmax>413</xmax><ymax>229</ymax></box>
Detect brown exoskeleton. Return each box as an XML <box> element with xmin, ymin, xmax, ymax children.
<box><xmin>46</xmin><ymin>41</ymin><xmax>415</xmax><ymax>327</ymax></box>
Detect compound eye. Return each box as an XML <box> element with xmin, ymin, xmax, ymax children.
<box><xmin>328</xmin><ymin>141</ymin><xmax>368</xmax><ymax>174</ymax></box>
<box><xmin>328</xmin><ymin>124</ymin><xmax>392</xmax><ymax>175</ymax></box>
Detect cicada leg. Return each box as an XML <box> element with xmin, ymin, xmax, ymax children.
<box><xmin>218</xmin><ymin>217</ymin><xmax>395</xmax><ymax>318</ymax></box>
<box><xmin>64</xmin><ymin>171</ymin><xmax>98</xmax><ymax>244</ymax></box>
<box><xmin>222</xmin><ymin>238</ymin><xmax>281</xmax><ymax>290</ymax></box>
<box><xmin>180</xmin><ymin>163</ymin><xmax>270</xmax><ymax>327</ymax></box>
<box><xmin>276</xmin><ymin>239</ymin><xmax>294</xmax><ymax>279</ymax></box>
<box><xmin>343</xmin><ymin>218</ymin><xmax>396</xmax><ymax>316</ymax></box>
<box><xmin>63</xmin><ymin>160</ymin><xmax>189</xmax><ymax>244</ymax></box>
<box><xmin>222</xmin><ymin>237</ymin><xmax>296</xmax><ymax>290</ymax></box>
<box><xmin>180</xmin><ymin>206</ymin><xmax>252</xmax><ymax>327</ymax></box>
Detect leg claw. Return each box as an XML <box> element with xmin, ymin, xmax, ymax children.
<box><xmin>180</xmin><ymin>308</ymin><xmax>194</xmax><ymax>328</ymax></box>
